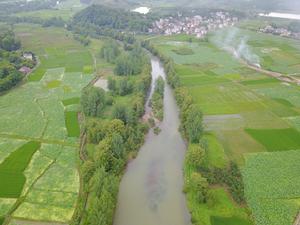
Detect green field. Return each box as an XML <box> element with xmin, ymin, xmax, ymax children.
<box><xmin>243</xmin><ymin>150</ymin><xmax>300</xmax><ymax>225</ymax></box>
<box><xmin>0</xmin><ymin>24</ymin><xmax>103</xmax><ymax>224</ymax></box>
<box><xmin>211</xmin><ymin>216</ymin><xmax>252</xmax><ymax>225</ymax></box>
<box><xmin>150</xmin><ymin>27</ymin><xmax>300</xmax><ymax>225</ymax></box>
<box><xmin>0</xmin><ymin>142</ymin><xmax>40</xmax><ymax>198</ymax></box>
<box><xmin>245</xmin><ymin>128</ymin><xmax>300</xmax><ymax>151</ymax></box>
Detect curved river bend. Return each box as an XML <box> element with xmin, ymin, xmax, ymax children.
<box><xmin>113</xmin><ymin>57</ymin><xmax>191</xmax><ymax>225</ymax></box>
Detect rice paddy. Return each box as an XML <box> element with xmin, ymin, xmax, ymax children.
<box><xmin>151</xmin><ymin>27</ymin><xmax>300</xmax><ymax>225</ymax></box>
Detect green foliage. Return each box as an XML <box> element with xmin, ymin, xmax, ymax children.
<box><xmin>185</xmin><ymin>105</ymin><xmax>204</xmax><ymax>143</ymax></box>
<box><xmin>0</xmin><ymin>141</ymin><xmax>40</xmax><ymax>198</ymax></box>
<box><xmin>118</xmin><ymin>78</ymin><xmax>133</xmax><ymax>96</ymax></box>
<box><xmin>73</xmin><ymin>34</ymin><xmax>91</xmax><ymax>46</ymax></box>
<box><xmin>81</xmin><ymin>86</ymin><xmax>106</xmax><ymax>117</ymax></box>
<box><xmin>100</xmin><ymin>40</ymin><xmax>120</xmax><ymax>64</ymax></box>
<box><xmin>72</xmin><ymin>5</ymin><xmax>153</xmax><ymax>33</ymax></box>
<box><xmin>62</xmin><ymin>97</ymin><xmax>80</xmax><ymax>106</ymax></box>
<box><xmin>65</xmin><ymin>111</ymin><xmax>80</xmax><ymax>137</ymax></box>
<box><xmin>114</xmin><ymin>46</ymin><xmax>147</xmax><ymax>76</ymax></box>
<box><xmin>151</xmin><ymin>77</ymin><xmax>165</xmax><ymax>120</ymax></box>
<box><xmin>0</xmin><ymin>28</ymin><xmax>35</xmax><ymax>92</ymax></box>
<box><xmin>200</xmin><ymin>161</ymin><xmax>245</xmax><ymax>204</ymax></box>
<box><xmin>0</xmin><ymin>29</ymin><xmax>21</xmax><ymax>51</ymax></box>
<box><xmin>184</xmin><ymin>172</ymin><xmax>209</xmax><ymax>204</ymax></box>
<box><xmin>245</xmin><ymin>128</ymin><xmax>300</xmax><ymax>151</ymax></box>
<box><xmin>185</xmin><ymin>144</ymin><xmax>206</xmax><ymax>169</ymax></box>
<box><xmin>112</xmin><ymin>103</ymin><xmax>134</xmax><ymax>125</ymax></box>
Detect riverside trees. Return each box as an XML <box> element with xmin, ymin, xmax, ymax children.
<box><xmin>73</xmin><ymin>40</ymin><xmax>151</xmax><ymax>225</ymax></box>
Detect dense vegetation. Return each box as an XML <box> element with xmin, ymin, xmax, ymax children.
<box><xmin>0</xmin><ymin>28</ymin><xmax>36</xmax><ymax>92</ymax></box>
<box><xmin>71</xmin><ymin>41</ymin><xmax>151</xmax><ymax>225</ymax></box>
<box><xmin>150</xmin><ymin>77</ymin><xmax>165</xmax><ymax>120</ymax></box>
<box><xmin>72</xmin><ymin>5</ymin><xmax>154</xmax><ymax>33</ymax></box>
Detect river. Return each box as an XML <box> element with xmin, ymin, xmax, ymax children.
<box><xmin>113</xmin><ymin>56</ymin><xmax>191</xmax><ymax>225</ymax></box>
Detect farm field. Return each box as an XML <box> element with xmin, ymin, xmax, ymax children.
<box><xmin>0</xmin><ymin>24</ymin><xmax>110</xmax><ymax>225</ymax></box>
<box><xmin>150</xmin><ymin>29</ymin><xmax>300</xmax><ymax>225</ymax></box>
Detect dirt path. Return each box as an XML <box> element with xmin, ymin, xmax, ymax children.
<box><xmin>294</xmin><ymin>213</ymin><xmax>300</xmax><ymax>225</ymax></box>
<box><xmin>246</xmin><ymin>62</ymin><xmax>300</xmax><ymax>85</ymax></box>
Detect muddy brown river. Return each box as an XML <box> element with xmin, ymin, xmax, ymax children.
<box><xmin>113</xmin><ymin>57</ymin><xmax>191</xmax><ymax>225</ymax></box>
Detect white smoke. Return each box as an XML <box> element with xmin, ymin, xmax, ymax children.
<box><xmin>212</xmin><ymin>28</ymin><xmax>261</xmax><ymax>68</ymax></box>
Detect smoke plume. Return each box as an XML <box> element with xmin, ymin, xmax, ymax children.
<box><xmin>212</xmin><ymin>27</ymin><xmax>260</xmax><ymax>67</ymax></box>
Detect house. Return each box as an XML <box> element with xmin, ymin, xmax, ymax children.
<box><xmin>19</xmin><ymin>66</ymin><xmax>32</xmax><ymax>75</ymax></box>
<box><xmin>23</xmin><ymin>52</ymin><xmax>33</xmax><ymax>61</ymax></box>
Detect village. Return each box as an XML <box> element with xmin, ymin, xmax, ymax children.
<box><xmin>149</xmin><ymin>11</ymin><xmax>238</xmax><ymax>38</ymax></box>
<box><xmin>259</xmin><ymin>24</ymin><xmax>300</xmax><ymax>39</ymax></box>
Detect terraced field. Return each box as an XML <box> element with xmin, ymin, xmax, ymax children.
<box><xmin>150</xmin><ymin>30</ymin><xmax>300</xmax><ymax>225</ymax></box>
<box><xmin>0</xmin><ymin>24</ymin><xmax>112</xmax><ymax>225</ymax></box>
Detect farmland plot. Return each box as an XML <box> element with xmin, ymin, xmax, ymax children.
<box><xmin>151</xmin><ymin>30</ymin><xmax>300</xmax><ymax>225</ymax></box>
<box><xmin>243</xmin><ymin>150</ymin><xmax>300</xmax><ymax>225</ymax></box>
<box><xmin>0</xmin><ymin>24</ymin><xmax>96</xmax><ymax>224</ymax></box>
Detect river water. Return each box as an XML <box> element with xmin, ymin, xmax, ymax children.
<box><xmin>113</xmin><ymin>57</ymin><xmax>191</xmax><ymax>225</ymax></box>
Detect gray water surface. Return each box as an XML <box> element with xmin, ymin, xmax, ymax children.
<box><xmin>113</xmin><ymin>57</ymin><xmax>191</xmax><ymax>225</ymax></box>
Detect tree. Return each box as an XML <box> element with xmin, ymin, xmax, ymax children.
<box><xmin>186</xmin><ymin>144</ymin><xmax>206</xmax><ymax>168</ymax></box>
<box><xmin>185</xmin><ymin>105</ymin><xmax>203</xmax><ymax>143</ymax></box>
<box><xmin>185</xmin><ymin>172</ymin><xmax>209</xmax><ymax>204</ymax></box>
<box><xmin>107</xmin><ymin>77</ymin><xmax>116</xmax><ymax>92</ymax></box>
<box><xmin>155</xmin><ymin>77</ymin><xmax>165</xmax><ymax>96</ymax></box>
<box><xmin>110</xmin><ymin>133</ymin><xmax>125</xmax><ymax>158</ymax></box>
<box><xmin>118</xmin><ymin>78</ymin><xmax>133</xmax><ymax>96</ymax></box>
<box><xmin>100</xmin><ymin>40</ymin><xmax>120</xmax><ymax>63</ymax></box>
<box><xmin>81</xmin><ymin>86</ymin><xmax>106</xmax><ymax>117</ymax></box>
<box><xmin>112</xmin><ymin>104</ymin><xmax>128</xmax><ymax>124</ymax></box>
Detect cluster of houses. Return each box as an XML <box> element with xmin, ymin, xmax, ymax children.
<box><xmin>259</xmin><ymin>25</ymin><xmax>300</xmax><ymax>39</ymax></box>
<box><xmin>19</xmin><ymin>52</ymin><xmax>35</xmax><ymax>75</ymax></box>
<box><xmin>149</xmin><ymin>12</ymin><xmax>238</xmax><ymax>38</ymax></box>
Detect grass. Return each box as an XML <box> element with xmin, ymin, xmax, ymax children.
<box><xmin>245</xmin><ymin>128</ymin><xmax>300</xmax><ymax>151</ymax></box>
<box><xmin>243</xmin><ymin>150</ymin><xmax>300</xmax><ymax>225</ymax></box>
<box><xmin>204</xmin><ymin>133</ymin><xmax>227</xmax><ymax>168</ymax></box>
<box><xmin>46</xmin><ymin>80</ymin><xmax>61</xmax><ymax>89</ymax></box>
<box><xmin>62</xmin><ymin>97</ymin><xmax>80</xmax><ymax>106</ymax></box>
<box><xmin>65</xmin><ymin>111</ymin><xmax>80</xmax><ymax>138</ymax></box>
<box><xmin>0</xmin><ymin>141</ymin><xmax>40</xmax><ymax>198</ymax></box>
<box><xmin>240</xmin><ymin>78</ymin><xmax>279</xmax><ymax>85</ymax></box>
<box><xmin>172</xmin><ymin>47</ymin><xmax>194</xmax><ymax>55</ymax></box>
<box><xmin>211</xmin><ymin>216</ymin><xmax>253</xmax><ymax>225</ymax></box>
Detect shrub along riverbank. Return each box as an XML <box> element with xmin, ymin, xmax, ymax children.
<box><xmin>70</xmin><ymin>41</ymin><xmax>151</xmax><ymax>225</ymax></box>
<box><xmin>151</xmin><ymin>77</ymin><xmax>165</xmax><ymax>121</ymax></box>
<box><xmin>142</xmin><ymin>40</ymin><xmax>250</xmax><ymax>225</ymax></box>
